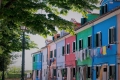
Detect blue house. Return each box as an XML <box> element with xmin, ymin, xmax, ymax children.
<box><xmin>91</xmin><ymin>1</ymin><xmax>120</xmax><ymax>80</ymax></box>
<box><xmin>32</xmin><ymin>51</ymin><xmax>42</xmax><ymax>80</ymax></box>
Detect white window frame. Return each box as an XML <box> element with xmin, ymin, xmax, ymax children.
<box><xmin>108</xmin><ymin>26</ymin><xmax>115</xmax><ymax>45</ymax></box>
<box><xmin>96</xmin><ymin>31</ymin><xmax>102</xmax><ymax>48</ymax></box>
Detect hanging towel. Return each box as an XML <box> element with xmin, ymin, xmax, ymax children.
<box><xmin>38</xmin><ymin>70</ymin><xmax>41</xmax><ymax>79</ymax></box>
<box><xmin>33</xmin><ymin>70</ymin><xmax>35</xmax><ymax>80</ymax></box>
<box><xmin>83</xmin><ymin>49</ymin><xmax>86</xmax><ymax>60</ymax></box>
<box><xmin>87</xmin><ymin>49</ymin><xmax>89</xmax><ymax>57</ymax></box>
<box><xmin>90</xmin><ymin>49</ymin><xmax>93</xmax><ymax>58</ymax></box>
<box><xmin>103</xmin><ymin>46</ymin><xmax>107</xmax><ymax>55</ymax></box>
<box><xmin>67</xmin><ymin>67</ymin><xmax>71</xmax><ymax>80</ymax></box>
<box><xmin>80</xmin><ymin>50</ymin><xmax>83</xmax><ymax>61</ymax></box>
<box><xmin>94</xmin><ymin>49</ymin><xmax>97</xmax><ymax>57</ymax></box>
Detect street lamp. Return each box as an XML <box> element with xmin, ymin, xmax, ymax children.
<box><xmin>20</xmin><ymin>26</ymin><xmax>27</xmax><ymax>80</ymax></box>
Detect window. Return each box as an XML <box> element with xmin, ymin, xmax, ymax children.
<box><xmin>109</xmin><ymin>27</ymin><xmax>116</xmax><ymax>44</ymax></box>
<box><xmin>96</xmin><ymin>32</ymin><xmax>102</xmax><ymax>47</ymax></box>
<box><xmin>54</xmin><ymin>49</ymin><xmax>56</xmax><ymax>57</ymax></box>
<box><xmin>50</xmin><ymin>51</ymin><xmax>53</xmax><ymax>58</ymax></box>
<box><xmin>109</xmin><ymin>65</ymin><xmax>116</xmax><ymax>79</ymax></box>
<box><xmin>79</xmin><ymin>39</ymin><xmax>83</xmax><ymax>50</ymax></box>
<box><xmin>72</xmin><ymin>41</ymin><xmax>76</xmax><ymax>52</ymax></box>
<box><xmin>62</xmin><ymin>46</ymin><xmax>65</xmax><ymax>56</ymax></box>
<box><xmin>72</xmin><ymin>68</ymin><xmax>76</xmax><ymax>77</ymax></box>
<box><xmin>53</xmin><ymin>69</ymin><xmax>56</xmax><ymax>76</ymax></box>
<box><xmin>96</xmin><ymin>66</ymin><xmax>101</xmax><ymax>78</ymax></box>
<box><xmin>87</xmin><ymin>67</ymin><xmax>91</xmax><ymax>78</ymax></box>
<box><xmin>42</xmin><ymin>55</ymin><xmax>44</xmax><ymax>62</ymax></box>
<box><xmin>66</xmin><ymin>44</ymin><xmax>70</xmax><ymax>54</ymax></box>
<box><xmin>33</xmin><ymin>56</ymin><xmax>35</xmax><ymax>62</ymax></box>
<box><xmin>88</xmin><ymin>36</ymin><xmax>92</xmax><ymax>49</ymax></box>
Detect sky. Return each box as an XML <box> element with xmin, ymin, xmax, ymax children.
<box><xmin>10</xmin><ymin>9</ymin><xmax>99</xmax><ymax>70</ymax></box>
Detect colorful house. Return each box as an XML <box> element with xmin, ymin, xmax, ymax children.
<box><xmin>91</xmin><ymin>1</ymin><xmax>120</xmax><ymax>80</ymax></box>
<box><xmin>65</xmin><ymin>35</ymin><xmax>76</xmax><ymax>80</ymax></box>
<box><xmin>117</xmin><ymin>12</ymin><xmax>120</xmax><ymax>80</ymax></box>
<box><xmin>32</xmin><ymin>51</ymin><xmax>42</xmax><ymax>80</ymax></box>
<box><xmin>41</xmin><ymin>46</ymin><xmax>48</xmax><ymax>80</ymax></box>
<box><xmin>56</xmin><ymin>31</ymin><xmax>66</xmax><ymax>80</ymax></box>
<box><xmin>48</xmin><ymin>34</ymin><xmax>60</xmax><ymax>80</ymax></box>
<box><xmin>76</xmin><ymin>13</ymin><xmax>99</xmax><ymax>80</ymax></box>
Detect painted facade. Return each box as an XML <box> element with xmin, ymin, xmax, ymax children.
<box><xmin>56</xmin><ymin>39</ymin><xmax>65</xmax><ymax>80</ymax></box>
<box><xmin>65</xmin><ymin>35</ymin><xmax>76</xmax><ymax>80</ymax></box>
<box><xmin>92</xmin><ymin>15</ymin><xmax>117</xmax><ymax>80</ymax></box>
<box><xmin>117</xmin><ymin>13</ymin><xmax>120</xmax><ymax>80</ymax></box>
<box><xmin>76</xmin><ymin>27</ymin><xmax>92</xmax><ymax>80</ymax></box>
<box><xmin>42</xmin><ymin>47</ymin><xmax>48</xmax><ymax>80</ymax></box>
<box><xmin>32</xmin><ymin>52</ymin><xmax>42</xmax><ymax>80</ymax></box>
<box><xmin>31</xmin><ymin>2</ymin><xmax>120</xmax><ymax>80</ymax></box>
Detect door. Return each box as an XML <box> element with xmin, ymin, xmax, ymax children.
<box><xmin>102</xmin><ymin>64</ymin><xmax>108</xmax><ymax>80</ymax></box>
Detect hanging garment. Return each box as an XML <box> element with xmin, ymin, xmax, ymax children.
<box><xmin>90</xmin><ymin>49</ymin><xmax>94</xmax><ymax>58</ymax></box>
<box><xmin>100</xmin><ymin>47</ymin><xmax>103</xmax><ymax>54</ymax></box>
<box><xmin>87</xmin><ymin>49</ymin><xmax>89</xmax><ymax>57</ymax></box>
<box><xmin>94</xmin><ymin>48</ymin><xmax>97</xmax><ymax>57</ymax></box>
<box><xmin>80</xmin><ymin>67</ymin><xmax>84</xmax><ymax>80</ymax></box>
<box><xmin>89</xmin><ymin>49</ymin><xmax>91</xmax><ymax>58</ymax></box>
<box><xmin>33</xmin><ymin>70</ymin><xmax>36</xmax><ymax>80</ymax></box>
<box><xmin>80</xmin><ymin>50</ymin><xmax>83</xmax><ymax>61</ymax></box>
<box><xmin>83</xmin><ymin>49</ymin><xmax>86</xmax><ymax>60</ymax></box>
<box><xmin>103</xmin><ymin>46</ymin><xmax>107</xmax><ymax>55</ymax></box>
<box><xmin>75</xmin><ymin>51</ymin><xmax>79</xmax><ymax>60</ymax></box>
<box><xmin>67</xmin><ymin>67</ymin><xmax>71</xmax><ymax>80</ymax></box>
<box><xmin>38</xmin><ymin>70</ymin><xmax>41</xmax><ymax>80</ymax></box>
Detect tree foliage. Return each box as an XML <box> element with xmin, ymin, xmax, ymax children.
<box><xmin>0</xmin><ymin>0</ymin><xmax>99</xmax><ymax>37</ymax></box>
<box><xmin>0</xmin><ymin>0</ymin><xmax>99</xmax><ymax>71</ymax></box>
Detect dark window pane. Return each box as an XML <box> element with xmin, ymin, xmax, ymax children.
<box><xmin>54</xmin><ymin>49</ymin><xmax>56</xmax><ymax>57</ymax></box>
<box><xmin>62</xmin><ymin>46</ymin><xmax>65</xmax><ymax>56</ymax></box>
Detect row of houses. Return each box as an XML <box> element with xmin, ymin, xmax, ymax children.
<box><xmin>31</xmin><ymin>0</ymin><xmax>120</xmax><ymax>80</ymax></box>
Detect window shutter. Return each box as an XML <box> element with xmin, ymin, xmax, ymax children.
<box><xmin>104</xmin><ymin>4</ymin><xmax>108</xmax><ymax>13</ymax></box>
<box><xmin>62</xmin><ymin>46</ymin><xmax>65</xmax><ymax>55</ymax></box>
<box><xmin>100</xmin><ymin>32</ymin><xmax>102</xmax><ymax>46</ymax></box>
<box><xmin>54</xmin><ymin>49</ymin><xmax>56</xmax><ymax>57</ymax></box>
<box><xmin>109</xmin><ymin>29</ymin><xmax>111</xmax><ymax>44</ymax></box>
<box><xmin>112</xmin><ymin>27</ymin><xmax>116</xmax><ymax>43</ymax></box>
<box><xmin>82</xmin><ymin>39</ymin><xmax>83</xmax><ymax>49</ymax></box>
<box><xmin>79</xmin><ymin>40</ymin><xmax>81</xmax><ymax>50</ymax></box>
<box><xmin>100</xmin><ymin>6</ymin><xmax>104</xmax><ymax>15</ymax></box>
<box><xmin>96</xmin><ymin>34</ymin><xmax>98</xmax><ymax>47</ymax></box>
<box><xmin>69</xmin><ymin>44</ymin><xmax>70</xmax><ymax>54</ymax></box>
<box><xmin>90</xmin><ymin>36</ymin><xmax>92</xmax><ymax>48</ymax></box>
<box><xmin>67</xmin><ymin>44</ymin><xmax>68</xmax><ymax>54</ymax></box>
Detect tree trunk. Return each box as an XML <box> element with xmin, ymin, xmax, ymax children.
<box><xmin>2</xmin><ymin>69</ymin><xmax>4</xmax><ymax>80</ymax></box>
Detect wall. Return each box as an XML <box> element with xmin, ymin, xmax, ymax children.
<box><xmin>56</xmin><ymin>40</ymin><xmax>65</xmax><ymax>68</ymax></box>
<box><xmin>92</xmin><ymin>16</ymin><xmax>117</xmax><ymax>80</ymax></box>
<box><xmin>87</xmin><ymin>14</ymin><xmax>99</xmax><ymax>22</ymax></box>
<box><xmin>65</xmin><ymin>36</ymin><xmax>76</xmax><ymax>67</ymax></box>
<box><xmin>42</xmin><ymin>47</ymin><xmax>48</xmax><ymax>80</ymax></box>
<box><xmin>117</xmin><ymin>13</ymin><xmax>120</xmax><ymax>80</ymax></box>
<box><xmin>101</xmin><ymin>0</ymin><xmax>120</xmax><ymax>12</ymax></box>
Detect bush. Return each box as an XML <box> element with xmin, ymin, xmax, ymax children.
<box><xmin>7</xmin><ymin>73</ymin><xmax>27</xmax><ymax>79</ymax></box>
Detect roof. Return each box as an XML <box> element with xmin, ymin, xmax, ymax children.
<box><xmin>47</xmin><ymin>6</ymin><xmax>120</xmax><ymax>45</ymax></box>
